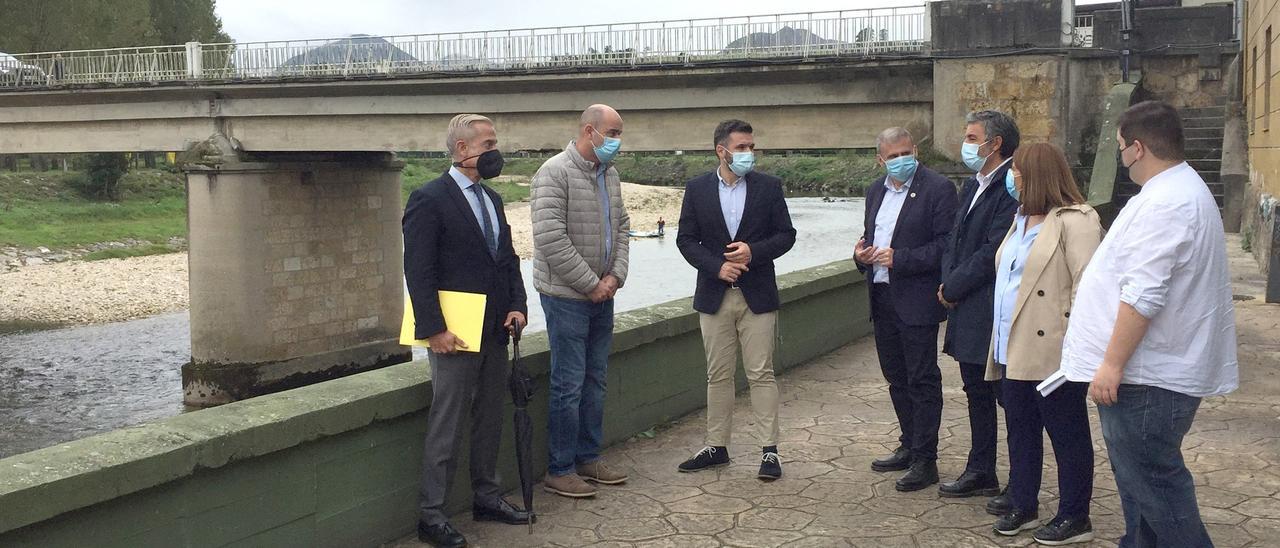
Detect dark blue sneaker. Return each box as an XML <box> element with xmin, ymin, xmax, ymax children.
<box><xmin>1033</xmin><ymin>515</ymin><xmax>1094</xmax><ymax>545</ymax></box>
<box><xmin>758</xmin><ymin>451</ymin><xmax>782</xmax><ymax>480</ymax></box>
<box><xmin>678</xmin><ymin>446</ymin><xmax>729</xmax><ymax>472</ymax></box>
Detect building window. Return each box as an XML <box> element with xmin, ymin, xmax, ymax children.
<box><xmin>1267</xmin><ymin>26</ymin><xmax>1273</xmax><ymax>132</ymax></box>
<box><xmin>1253</xmin><ymin>45</ymin><xmax>1258</xmax><ymax>134</ymax></box>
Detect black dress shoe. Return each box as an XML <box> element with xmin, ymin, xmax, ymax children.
<box><xmin>894</xmin><ymin>460</ymin><xmax>939</xmax><ymax>492</ymax></box>
<box><xmin>473</xmin><ymin>498</ymin><xmax>534</xmax><ymax>525</ymax></box>
<box><xmin>938</xmin><ymin>470</ymin><xmax>1000</xmax><ymax>498</ymax></box>
<box><xmin>985</xmin><ymin>487</ymin><xmax>1013</xmax><ymax>516</ymax></box>
<box><xmin>994</xmin><ymin>508</ymin><xmax>1040</xmax><ymax>536</ymax></box>
<box><xmin>418</xmin><ymin>521</ymin><xmax>466</xmax><ymax>548</ymax></box>
<box><xmin>871</xmin><ymin>446</ymin><xmax>911</xmax><ymax>472</ymax></box>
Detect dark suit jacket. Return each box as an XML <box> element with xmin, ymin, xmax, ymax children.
<box><xmin>402</xmin><ymin>172</ymin><xmax>528</xmax><ymax>347</ymax></box>
<box><xmin>856</xmin><ymin>165</ymin><xmax>959</xmax><ymax>326</ymax></box>
<box><xmin>676</xmin><ymin>170</ymin><xmax>797</xmax><ymax>315</ymax></box>
<box><xmin>941</xmin><ymin>161</ymin><xmax>1019</xmax><ymax>364</ymax></box>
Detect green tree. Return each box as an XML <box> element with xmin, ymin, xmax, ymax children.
<box><xmin>150</xmin><ymin>0</ymin><xmax>232</xmax><ymax>45</ymax></box>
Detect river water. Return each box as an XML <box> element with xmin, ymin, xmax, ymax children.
<box><xmin>0</xmin><ymin>197</ymin><xmax>864</xmax><ymax>458</ymax></box>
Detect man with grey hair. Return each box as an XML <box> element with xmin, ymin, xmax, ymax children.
<box><xmin>937</xmin><ymin>109</ymin><xmax>1020</xmax><ymax>505</ymax></box>
<box><xmin>404</xmin><ymin>113</ymin><xmax>531</xmax><ymax>547</ymax></box>
<box><xmin>532</xmin><ymin>104</ymin><xmax>631</xmax><ymax>498</ymax></box>
<box><xmin>855</xmin><ymin>127</ymin><xmax>958</xmax><ymax>491</ymax></box>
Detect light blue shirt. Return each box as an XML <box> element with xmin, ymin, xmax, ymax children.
<box><xmin>448</xmin><ymin>166</ymin><xmax>501</xmax><ymax>245</ymax></box>
<box><xmin>597</xmin><ymin>165</ymin><xmax>613</xmax><ymax>265</ymax></box>
<box><xmin>871</xmin><ymin>176</ymin><xmax>913</xmax><ymax>284</ymax></box>
<box><xmin>717</xmin><ymin>170</ymin><xmax>747</xmax><ymax>239</ymax></box>
<box><xmin>992</xmin><ymin>214</ymin><xmax>1041</xmax><ymax>365</ymax></box>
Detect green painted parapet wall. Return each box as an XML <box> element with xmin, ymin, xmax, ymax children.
<box><xmin>0</xmin><ymin>260</ymin><xmax>871</xmax><ymax>548</ymax></box>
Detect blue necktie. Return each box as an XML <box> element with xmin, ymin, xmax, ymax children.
<box><xmin>470</xmin><ymin>184</ymin><xmax>498</xmax><ymax>257</ymax></box>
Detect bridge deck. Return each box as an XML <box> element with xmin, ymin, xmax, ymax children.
<box><xmin>389</xmin><ymin>235</ymin><xmax>1280</xmax><ymax>547</ymax></box>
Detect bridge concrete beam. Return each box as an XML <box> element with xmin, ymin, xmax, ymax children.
<box><xmin>182</xmin><ymin>144</ymin><xmax>411</xmax><ymax>406</ymax></box>
<box><xmin>0</xmin><ymin>60</ymin><xmax>933</xmax><ymax>153</ymax></box>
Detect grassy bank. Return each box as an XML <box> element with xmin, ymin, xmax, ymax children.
<box><xmin>2</xmin><ymin>152</ymin><xmax>909</xmax><ymax>252</ymax></box>
<box><xmin>0</xmin><ymin>169</ymin><xmax>188</xmax><ymax>250</ymax></box>
<box><xmin>402</xmin><ymin>149</ymin><xmax>952</xmax><ymax>197</ymax></box>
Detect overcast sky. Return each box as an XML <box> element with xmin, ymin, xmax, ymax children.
<box><xmin>216</xmin><ymin>0</ymin><xmax>1108</xmax><ymax>43</ymax></box>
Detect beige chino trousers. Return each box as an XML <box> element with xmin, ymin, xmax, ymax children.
<box><xmin>699</xmin><ymin>288</ymin><xmax>780</xmax><ymax>447</ymax></box>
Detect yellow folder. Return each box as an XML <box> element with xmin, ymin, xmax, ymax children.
<box><xmin>400</xmin><ymin>290</ymin><xmax>487</xmax><ymax>352</ymax></box>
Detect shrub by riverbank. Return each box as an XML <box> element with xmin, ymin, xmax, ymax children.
<box><xmin>402</xmin><ymin>150</ymin><xmax>955</xmax><ymax>197</ymax></box>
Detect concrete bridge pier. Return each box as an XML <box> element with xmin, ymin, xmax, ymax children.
<box><xmin>181</xmin><ymin>143</ymin><xmax>411</xmax><ymax>407</ymax></box>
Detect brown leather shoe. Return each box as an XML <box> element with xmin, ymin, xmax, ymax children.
<box><xmin>543</xmin><ymin>473</ymin><xmax>598</xmax><ymax>498</ymax></box>
<box><xmin>577</xmin><ymin>461</ymin><xmax>629</xmax><ymax>485</ymax></box>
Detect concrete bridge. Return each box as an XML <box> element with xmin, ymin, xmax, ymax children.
<box><xmin>0</xmin><ymin>2</ymin><xmax>1243</xmax><ymax>406</ymax></box>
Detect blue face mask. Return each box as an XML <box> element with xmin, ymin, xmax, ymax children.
<box><xmin>727</xmin><ymin>150</ymin><xmax>755</xmax><ymax>177</ymax></box>
<box><xmin>884</xmin><ymin>154</ymin><xmax>918</xmax><ymax>183</ymax></box>
<box><xmin>961</xmin><ymin>140</ymin><xmax>992</xmax><ymax>172</ymax></box>
<box><xmin>1005</xmin><ymin>169</ymin><xmax>1020</xmax><ymax>201</ymax></box>
<box><xmin>591</xmin><ymin>128</ymin><xmax>621</xmax><ymax>164</ymax></box>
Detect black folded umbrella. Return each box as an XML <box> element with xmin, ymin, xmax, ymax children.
<box><xmin>508</xmin><ymin>321</ymin><xmax>536</xmax><ymax>533</ymax></box>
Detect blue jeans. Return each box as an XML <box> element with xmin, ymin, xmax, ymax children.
<box><xmin>1099</xmin><ymin>384</ymin><xmax>1212</xmax><ymax>548</ymax></box>
<box><xmin>542</xmin><ymin>294</ymin><xmax>614</xmax><ymax>477</ymax></box>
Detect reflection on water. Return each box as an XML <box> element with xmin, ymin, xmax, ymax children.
<box><xmin>0</xmin><ymin>198</ymin><xmax>863</xmax><ymax>458</ymax></box>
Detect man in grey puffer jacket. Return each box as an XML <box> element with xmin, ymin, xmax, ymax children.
<box><xmin>532</xmin><ymin>104</ymin><xmax>631</xmax><ymax>498</ymax></box>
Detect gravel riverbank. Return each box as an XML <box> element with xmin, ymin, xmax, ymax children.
<box><xmin>0</xmin><ymin>183</ymin><xmax>684</xmax><ymax>327</ymax></box>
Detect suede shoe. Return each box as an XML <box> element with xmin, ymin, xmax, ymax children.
<box><xmin>543</xmin><ymin>473</ymin><xmax>597</xmax><ymax>498</ymax></box>
<box><xmin>418</xmin><ymin>521</ymin><xmax>466</xmax><ymax>548</ymax></box>
<box><xmin>678</xmin><ymin>446</ymin><xmax>730</xmax><ymax>472</ymax></box>
<box><xmin>871</xmin><ymin>446</ymin><xmax>911</xmax><ymax>472</ymax></box>
<box><xmin>994</xmin><ymin>508</ymin><xmax>1040</xmax><ymax>536</ymax></box>
<box><xmin>939</xmin><ymin>470</ymin><xmax>1001</xmax><ymax>498</ymax></box>
<box><xmin>1033</xmin><ymin>515</ymin><xmax>1094</xmax><ymax>545</ymax></box>
<box><xmin>578</xmin><ymin>461</ymin><xmax>628</xmax><ymax>485</ymax></box>
<box><xmin>894</xmin><ymin>460</ymin><xmax>938</xmax><ymax>492</ymax></box>
<box><xmin>472</xmin><ymin>498</ymin><xmax>533</xmax><ymax>525</ymax></box>
<box><xmin>758</xmin><ymin>451</ymin><xmax>782</xmax><ymax>480</ymax></box>
<box><xmin>986</xmin><ymin>487</ymin><xmax>1013</xmax><ymax>516</ymax></box>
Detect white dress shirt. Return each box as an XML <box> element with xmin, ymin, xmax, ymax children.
<box><xmin>718</xmin><ymin>171</ymin><xmax>747</xmax><ymax>239</ymax></box>
<box><xmin>871</xmin><ymin>175</ymin><xmax>913</xmax><ymax>283</ymax></box>
<box><xmin>1060</xmin><ymin>162</ymin><xmax>1238</xmax><ymax>397</ymax></box>
<box><xmin>449</xmin><ymin>166</ymin><xmax>501</xmax><ymax>243</ymax></box>
<box><xmin>969</xmin><ymin>157</ymin><xmax>1013</xmax><ymax>213</ymax></box>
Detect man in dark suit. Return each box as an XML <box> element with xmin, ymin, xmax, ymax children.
<box><xmin>675</xmin><ymin>119</ymin><xmax>796</xmax><ymax>481</ymax></box>
<box><xmin>855</xmin><ymin>127</ymin><xmax>959</xmax><ymax>492</ymax></box>
<box><xmin>937</xmin><ymin>110</ymin><xmax>1021</xmax><ymax>503</ymax></box>
<box><xmin>403</xmin><ymin>114</ymin><xmax>531</xmax><ymax>548</ymax></box>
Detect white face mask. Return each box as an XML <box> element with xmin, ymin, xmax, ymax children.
<box><xmin>961</xmin><ymin>140</ymin><xmax>992</xmax><ymax>173</ymax></box>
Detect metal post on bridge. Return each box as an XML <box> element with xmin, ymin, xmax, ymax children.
<box><xmin>185</xmin><ymin>42</ymin><xmax>203</xmax><ymax>80</ymax></box>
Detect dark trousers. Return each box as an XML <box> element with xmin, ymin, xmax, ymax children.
<box><xmin>418</xmin><ymin>343</ymin><xmax>508</xmax><ymax>525</ymax></box>
<box><xmin>1003</xmin><ymin>377</ymin><xmax>1093</xmax><ymax>519</ymax></box>
<box><xmin>959</xmin><ymin>361</ymin><xmax>1001</xmax><ymax>477</ymax></box>
<box><xmin>871</xmin><ymin>283</ymin><xmax>943</xmax><ymax>463</ymax></box>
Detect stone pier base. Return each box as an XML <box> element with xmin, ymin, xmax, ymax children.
<box><xmin>182</xmin><ymin>151</ymin><xmax>411</xmax><ymax>406</ymax></box>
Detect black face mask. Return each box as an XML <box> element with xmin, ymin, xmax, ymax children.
<box><xmin>455</xmin><ymin>149</ymin><xmax>504</xmax><ymax>179</ymax></box>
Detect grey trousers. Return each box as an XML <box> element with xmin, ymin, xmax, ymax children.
<box><xmin>418</xmin><ymin>342</ymin><xmax>507</xmax><ymax>525</ymax></box>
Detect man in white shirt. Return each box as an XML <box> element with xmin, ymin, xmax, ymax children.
<box><xmin>1061</xmin><ymin>100</ymin><xmax>1238</xmax><ymax>548</ymax></box>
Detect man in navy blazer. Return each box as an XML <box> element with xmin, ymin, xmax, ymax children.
<box><xmin>403</xmin><ymin>114</ymin><xmax>530</xmax><ymax>548</ymax></box>
<box><xmin>938</xmin><ymin>110</ymin><xmax>1021</xmax><ymax>503</ymax></box>
<box><xmin>855</xmin><ymin>127</ymin><xmax>959</xmax><ymax>492</ymax></box>
<box><xmin>676</xmin><ymin>119</ymin><xmax>796</xmax><ymax>480</ymax></box>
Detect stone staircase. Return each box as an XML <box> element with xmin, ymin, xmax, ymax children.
<box><xmin>1114</xmin><ymin>103</ymin><xmax>1227</xmax><ymax>215</ymax></box>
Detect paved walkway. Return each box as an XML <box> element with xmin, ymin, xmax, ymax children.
<box><xmin>391</xmin><ymin>235</ymin><xmax>1280</xmax><ymax>547</ymax></box>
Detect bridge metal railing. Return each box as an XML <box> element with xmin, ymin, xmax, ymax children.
<box><xmin>0</xmin><ymin>7</ymin><xmax>926</xmax><ymax>89</ymax></box>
